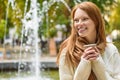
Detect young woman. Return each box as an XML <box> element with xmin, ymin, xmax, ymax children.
<box><xmin>57</xmin><ymin>1</ymin><xmax>120</xmax><ymax>80</ymax></box>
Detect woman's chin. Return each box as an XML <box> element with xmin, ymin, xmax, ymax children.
<box><xmin>78</xmin><ymin>33</ymin><xmax>86</xmax><ymax>37</ymax></box>
<box><xmin>78</xmin><ymin>30</ymin><xmax>87</xmax><ymax>37</ymax></box>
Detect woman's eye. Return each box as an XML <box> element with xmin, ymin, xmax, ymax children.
<box><xmin>74</xmin><ymin>19</ymin><xmax>79</xmax><ymax>23</ymax></box>
<box><xmin>82</xmin><ymin>18</ymin><xmax>89</xmax><ymax>21</ymax></box>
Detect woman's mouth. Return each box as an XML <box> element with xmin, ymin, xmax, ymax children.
<box><xmin>78</xmin><ymin>27</ymin><xmax>87</xmax><ymax>33</ymax></box>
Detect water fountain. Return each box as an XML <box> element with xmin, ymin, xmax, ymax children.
<box><xmin>17</xmin><ymin>0</ymin><xmax>71</xmax><ymax>80</ymax></box>
<box><xmin>2</xmin><ymin>0</ymin><xmax>80</xmax><ymax>80</ymax></box>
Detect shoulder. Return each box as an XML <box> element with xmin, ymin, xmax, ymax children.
<box><xmin>103</xmin><ymin>42</ymin><xmax>119</xmax><ymax>59</ymax></box>
<box><xmin>105</xmin><ymin>43</ymin><xmax>118</xmax><ymax>52</ymax></box>
<box><xmin>60</xmin><ymin>48</ymin><xmax>67</xmax><ymax>57</ymax></box>
<box><xmin>59</xmin><ymin>48</ymin><xmax>68</xmax><ymax>66</ymax></box>
<box><xmin>59</xmin><ymin>47</ymin><xmax>67</xmax><ymax>59</ymax></box>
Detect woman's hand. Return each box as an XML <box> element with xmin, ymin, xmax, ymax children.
<box><xmin>82</xmin><ymin>47</ymin><xmax>100</xmax><ymax>61</ymax></box>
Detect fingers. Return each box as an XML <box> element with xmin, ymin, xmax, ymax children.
<box><xmin>83</xmin><ymin>49</ymin><xmax>96</xmax><ymax>58</ymax></box>
<box><xmin>87</xmin><ymin>52</ymin><xmax>99</xmax><ymax>61</ymax></box>
<box><xmin>94</xmin><ymin>46</ymin><xmax>100</xmax><ymax>53</ymax></box>
<box><xmin>84</xmin><ymin>47</ymin><xmax>93</xmax><ymax>52</ymax></box>
<box><xmin>83</xmin><ymin>52</ymin><xmax>99</xmax><ymax>60</ymax></box>
<box><xmin>82</xmin><ymin>47</ymin><xmax>100</xmax><ymax>61</ymax></box>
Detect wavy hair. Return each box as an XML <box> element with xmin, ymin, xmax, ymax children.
<box><xmin>57</xmin><ymin>1</ymin><xmax>106</xmax><ymax>71</ymax></box>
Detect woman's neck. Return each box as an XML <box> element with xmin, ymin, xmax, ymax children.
<box><xmin>86</xmin><ymin>34</ymin><xmax>96</xmax><ymax>44</ymax></box>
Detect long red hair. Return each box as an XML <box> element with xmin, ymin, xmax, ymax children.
<box><xmin>57</xmin><ymin>1</ymin><xmax>106</xmax><ymax>79</ymax></box>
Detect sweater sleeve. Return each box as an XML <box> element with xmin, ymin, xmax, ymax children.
<box><xmin>104</xmin><ymin>43</ymin><xmax>120</xmax><ymax>80</ymax></box>
<box><xmin>92</xmin><ymin>55</ymin><xmax>107</xmax><ymax>80</ymax></box>
<box><xmin>73</xmin><ymin>57</ymin><xmax>91</xmax><ymax>80</ymax></box>
<box><xmin>59</xmin><ymin>53</ymin><xmax>73</xmax><ymax>80</ymax></box>
<box><xmin>92</xmin><ymin>49</ymin><xmax>120</xmax><ymax>80</ymax></box>
<box><xmin>59</xmin><ymin>49</ymin><xmax>91</xmax><ymax>80</ymax></box>
<box><xmin>108</xmin><ymin>48</ymin><xmax>120</xmax><ymax>79</ymax></box>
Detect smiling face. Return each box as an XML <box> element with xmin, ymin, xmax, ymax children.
<box><xmin>73</xmin><ymin>8</ymin><xmax>96</xmax><ymax>42</ymax></box>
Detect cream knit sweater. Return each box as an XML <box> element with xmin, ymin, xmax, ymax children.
<box><xmin>59</xmin><ymin>43</ymin><xmax>120</xmax><ymax>80</ymax></box>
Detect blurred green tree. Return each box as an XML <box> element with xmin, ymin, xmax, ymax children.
<box><xmin>109</xmin><ymin>0</ymin><xmax>120</xmax><ymax>30</ymax></box>
<box><xmin>0</xmin><ymin>20</ymin><xmax>6</xmax><ymax>39</ymax></box>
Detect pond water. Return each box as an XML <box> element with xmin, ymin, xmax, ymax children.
<box><xmin>0</xmin><ymin>69</ymin><xmax>59</xmax><ymax>80</ymax></box>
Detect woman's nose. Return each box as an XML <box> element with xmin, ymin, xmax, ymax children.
<box><xmin>77</xmin><ymin>20</ymin><xmax>83</xmax><ymax>25</ymax></box>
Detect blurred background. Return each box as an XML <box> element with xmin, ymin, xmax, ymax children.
<box><xmin>0</xmin><ymin>0</ymin><xmax>120</xmax><ymax>80</ymax></box>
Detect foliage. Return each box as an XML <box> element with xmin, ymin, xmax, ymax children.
<box><xmin>109</xmin><ymin>0</ymin><xmax>120</xmax><ymax>32</ymax></box>
<box><xmin>0</xmin><ymin>20</ymin><xmax>6</xmax><ymax>39</ymax></box>
<box><xmin>0</xmin><ymin>0</ymin><xmax>6</xmax><ymax>20</ymax></box>
<box><xmin>8</xmin><ymin>0</ymin><xmax>25</xmax><ymax>37</ymax></box>
<box><xmin>39</xmin><ymin>1</ymin><xmax>71</xmax><ymax>39</ymax></box>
